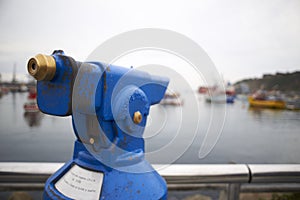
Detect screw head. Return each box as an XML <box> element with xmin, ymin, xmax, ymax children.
<box><xmin>133</xmin><ymin>111</ymin><xmax>142</xmax><ymax>124</ymax></box>
<box><xmin>89</xmin><ymin>138</ymin><xmax>95</xmax><ymax>144</ymax></box>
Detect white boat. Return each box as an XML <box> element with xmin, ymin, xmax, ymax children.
<box><xmin>286</xmin><ymin>98</ymin><xmax>300</xmax><ymax>110</ymax></box>
<box><xmin>160</xmin><ymin>92</ymin><xmax>183</xmax><ymax>106</ymax></box>
<box><xmin>19</xmin><ymin>84</ymin><xmax>28</xmax><ymax>92</ymax></box>
<box><xmin>205</xmin><ymin>94</ymin><xmax>226</xmax><ymax>103</ymax></box>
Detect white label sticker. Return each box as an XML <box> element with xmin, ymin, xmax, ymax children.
<box><xmin>55</xmin><ymin>165</ymin><xmax>103</xmax><ymax>200</ymax></box>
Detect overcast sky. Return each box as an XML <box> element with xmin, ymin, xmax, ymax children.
<box><xmin>0</xmin><ymin>0</ymin><xmax>299</xmax><ymax>83</ymax></box>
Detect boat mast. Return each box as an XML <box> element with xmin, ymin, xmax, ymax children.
<box><xmin>12</xmin><ymin>63</ymin><xmax>17</xmax><ymax>84</ymax></box>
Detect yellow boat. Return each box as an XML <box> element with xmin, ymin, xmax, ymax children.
<box><xmin>248</xmin><ymin>96</ymin><xmax>286</xmax><ymax>109</ymax></box>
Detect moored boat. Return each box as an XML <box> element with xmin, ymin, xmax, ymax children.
<box><xmin>205</xmin><ymin>94</ymin><xmax>235</xmax><ymax>104</ymax></box>
<box><xmin>19</xmin><ymin>84</ymin><xmax>28</xmax><ymax>92</ymax></box>
<box><xmin>205</xmin><ymin>83</ymin><xmax>235</xmax><ymax>104</ymax></box>
<box><xmin>205</xmin><ymin>94</ymin><xmax>226</xmax><ymax>103</ymax></box>
<box><xmin>24</xmin><ymin>102</ymin><xmax>39</xmax><ymax>112</ymax></box>
<box><xmin>248</xmin><ymin>96</ymin><xmax>285</xmax><ymax>109</ymax></box>
<box><xmin>1</xmin><ymin>87</ymin><xmax>9</xmax><ymax>95</ymax></box>
<box><xmin>160</xmin><ymin>92</ymin><xmax>183</xmax><ymax>106</ymax></box>
<box><xmin>286</xmin><ymin>99</ymin><xmax>300</xmax><ymax>111</ymax></box>
<box><xmin>23</xmin><ymin>88</ymin><xmax>39</xmax><ymax>112</ymax></box>
<box><xmin>226</xmin><ymin>95</ymin><xmax>235</xmax><ymax>104</ymax></box>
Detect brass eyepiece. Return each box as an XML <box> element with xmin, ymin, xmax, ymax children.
<box><xmin>27</xmin><ymin>54</ymin><xmax>56</xmax><ymax>81</ymax></box>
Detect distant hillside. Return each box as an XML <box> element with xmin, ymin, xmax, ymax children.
<box><xmin>234</xmin><ymin>71</ymin><xmax>300</xmax><ymax>94</ymax></box>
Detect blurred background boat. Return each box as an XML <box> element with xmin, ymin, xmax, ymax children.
<box><xmin>286</xmin><ymin>97</ymin><xmax>300</xmax><ymax>111</ymax></box>
<box><xmin>19</xmin><ymin>84</ymin><xmax>28</xmax><ymax>93</ymax></box>
<box><xmin>204</xmin><ymin>83</ymin><xmax>236</xmax><ymax>104</ymax></box>
<box><xmin>248</xmin><ymin>89</ymin><xmax>286</xmax><ymax>109</ymax></box>
<box><xmin>23</xmin><ymin>88</ymin><xmax>39</xmax><ymax>112</ymax></box>
<box><xmin>160</xmin><ymin>92</ymin><xmax>183</xmax><ymax>106</ymax></box>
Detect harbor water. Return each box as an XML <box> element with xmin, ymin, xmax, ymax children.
<box><xmin>0</xmin><ymin>92</ymin><xmax>300</xmax><ymax>164</ymax></box>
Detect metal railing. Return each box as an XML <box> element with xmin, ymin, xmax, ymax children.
<box><xmin>0</xmin><ymin>163</ymin><xmax>300</xmax><ymax>200</ymax></box>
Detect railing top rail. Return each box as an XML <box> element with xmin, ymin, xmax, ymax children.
<box><xmin>248</xmin><ymin>164</ymin><xmax>300</xmax><ymax>183</ymax></box>
<box><xmin>1</xmin><ymin>163</ymin><xmax>300</xmax><ymax>184</ymax></box>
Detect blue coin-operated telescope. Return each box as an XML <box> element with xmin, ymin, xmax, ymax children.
<box><xmin>27</xmin><ymin>50</ymin><xmax>169</xmax><ymax>200</ymax></box>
